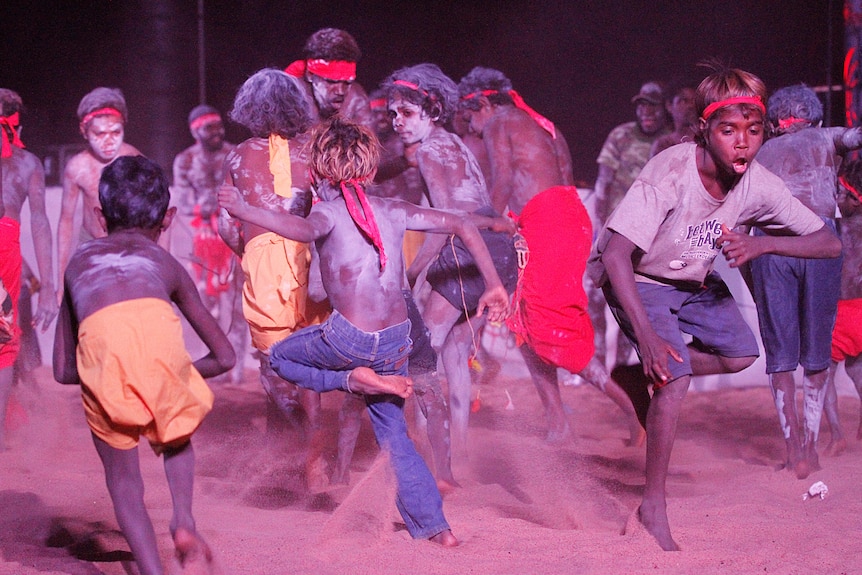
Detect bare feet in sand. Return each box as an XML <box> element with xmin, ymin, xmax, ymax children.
<box><xmin>824</xmin><ymin>437</ymin><xmax>847</xmax><ymax>457</ymax></box>
<box><xmin>429</xmin><ymin>529</ymin><xmax>459</xmax><ymax>547</ymax></box>
<box><xmin>637</xmin><ymin>502</ymin><xmax>680</xmax><ymax>551</ymax></box>
<box><xmin>546</xmin><ymin>420</ymin><xmax>571</xmax><ymax>444</ymax></box>
<box><xmin>174</xmin><ymin>528</ymin><xmax>215</xmax><ymax>573</ymax></box>
<box><xmin>347</xmin><ymin>367</ymin><xmax>413</xmax><ymax>398</ymax></box>
<box><xmin>436</xmin><ymin>477</ymin><xmax>461</xmax><ymax>494</ymax></box>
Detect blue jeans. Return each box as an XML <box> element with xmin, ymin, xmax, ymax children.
<box><xmin>269</xmin><ymin>311</ymin><xmax>449</xmax><ymax>539</ymax></box>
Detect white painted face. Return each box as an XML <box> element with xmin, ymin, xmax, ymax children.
<box><xmin>84</xmin><ymin>115</ymin><xmax>125</xmax><ymax>162</ymax></box>
<box><xmin>308</xmin><ymin>73</ymin><xmax>351</xmax><ymax>115</ymax></box>
<box><xmin>388</xmin><ymin>96</ymin><xmax>434</xmax><ymax>146</ymax></box>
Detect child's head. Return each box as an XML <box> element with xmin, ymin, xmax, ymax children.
<box><xmin>77</xmin><ymin>87</ymin><xmax>128</xmax><ymax>162</ymax></box>
<box><xmin>230</xmin><ymin>69</ymin><xmax>312</xmax><ymax>139</ymax></box>
<box><xmin>98</xmin><ymin>156</ymin><xmax>170</xmax><ymax>232</ymax></box>
<box><xmin>694</xmin><ymin>66</ymin><xmax>767</xmax><ymax>147</ymax></box>
<box><xmin>458</xmin><ymin>67</ymin><xmax>515</xmax><ymax>110</ymax></box>
<box><xmin>0</xmin><ymin>89</ymin><xmax>23</xmax><ymax>117</ymax></box>
<box><xmin>382</xmin><ymin>63</ymin><xmax>458</xmax><ymax>126</ymax></box>
<box><xmin>309</xmin><ymin>117</ymin><xmax>379</xmax><ymax>186</ymax></box>
<box><xmin>766</xmin><ymin>84</ymin><xmax>823</xmax><ymax>135</ymax></box>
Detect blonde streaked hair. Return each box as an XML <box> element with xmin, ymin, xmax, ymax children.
<box><xmin>309</xmin><ymin>117</ymin><xmax>379</xmax><ymax>184</ymax></box>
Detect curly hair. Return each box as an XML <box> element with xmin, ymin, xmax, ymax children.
<box><xmin>303</xmin><ymin>28</ymin><xmax>361</xmax><ymax>62</ymax></box>
<box><xmin>0</xmin><ymin>89</ymin><xmax>23</xmax><ymax>117</ymax></box>
<box><xmin>99</xmin><ymin>156</ymin><xmax>170</xmax><ymax>232</ymax></box>
<box><xmin>694</xmin><ymin>63</ymin><xmax>767</xmax><ymax>146</ymax></box>
<box><xmin>309</xmin><ymin>117</ymin><xmax>379</xmax><ymax>184</ymax></box>
<box><xmin>458</xmin><ymin>66</ymin><xmax>514</xmax><ymax>110</ymax></box>
<box><xmin>766</xmin><ymin>84</ymin><xmax>823</xmax><ymax>130</ymax></box>
<box><xmin>381</xmin><ymin>63</ymin><xmax>458</xmax><ymax>125</ymax></box>
<box><xmin>229</xmin><ymin>69</ymin><xmax>312</xmax><ymax>139</ymax></box>
<box><xmin>77</xmin><ymin>87</ymin><xmax>128</xmax><ymax>124</ymax></box>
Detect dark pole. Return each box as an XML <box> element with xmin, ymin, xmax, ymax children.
<box><xmin>198</xmin><ymin>0</ymin><xmax>206</xmax><ymax>105</ymax></box>
<box><xmin>828</xmin><ymin>0</ymin><xmax>834</xmax><ymax>125</ymax></box>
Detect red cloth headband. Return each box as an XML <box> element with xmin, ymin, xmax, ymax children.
<box><xmin>340</xmin><ymin>180</ymin><xmax>387</xmax><ymax>270</ymax></box>
<box><xmin>285</xmin><ymin>59</ymin><xmax>356</xmax><ymax>82</ymax></box>
<box><xmin>777</xmin><ymin>116</ymin><xmax>809</xmax><ymax>131</ymax></box>
<box><xmin>461</xmin><ymin>89</ymin><xmax>556</xmax><ymax>139</ymax></box>
<box><xmin>80</xmin><ymin>107</ymin><xmax>124</xmax><ymax>127</ymax></box>
<box><xmin>369</xmin><ymin>98</ymin><xmax>387</xmax><ymax>110</ymax></box>
<box><xmin>840</xmin><ymin>176</ymin><xmax>862</xmax><ymax>202</ymax></box>
<box><xmin>189</xmin><ymin>113</ymin><xmax>222</xmax><ymax>131</ymax></box>
<box><xmin>392</xmin><ymin>79</ymin><xmax>433</xmax><ymax>99</ymax></box>
<box><xmin>0</xmin><ymin>112</ymin><xmax>25</xmax><ymax>159</ymax></box>
<box><xmin>701</xmin><ymin>96</ymin><xmax>765</xmax><ymax>121</ymax></box>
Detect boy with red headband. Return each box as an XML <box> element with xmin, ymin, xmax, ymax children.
<box><xmin>827</xmin><ymin>159</ymin><xmax>862</xmax><ymax>446</ymax></box>
<box><xmin>750</xmin><ymin>84</ymin><xmax>862</xmax><ymax>470</ymax></box>
<box><xmin>382</xmin><ymin>64</ymin><xmax>519</xmax><ymax>458</ymax></box>
<box><xmin>1</xmin><ymin>88</ymin><xmax>58</xmax><ymax>448</ymax></box>
<box><xmin>285</xmin><ymin>28</ymin><xmax>373</xmax><ymax>129</ymax></box>
<box><xmin>57</xmin><ymin>87</ymin><xmax>141</xmax><ymax>293</ymax></box>
<box><xmin>172</xmin><ymin>104</ymin><xmax>246</xmax><ymax>385</ymax></box>
<box><xmin>458</xmin><ymin>66</ymin><xmax>644</xmax><ymax>447</ymax></box>
<box><xmin>590</xmin><ymin>66</ymin><xmax>841</xmax><ymax>551</ymax></box>
<box><xmin>219</xmin><ymin>117</ymin><xmax>510</xmax><ymax>546</ymax></box>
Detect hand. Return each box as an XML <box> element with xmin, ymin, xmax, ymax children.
<box><xmin>716</xmin><ymin>223</ymin><xmax>759</xmax><ymax>268</ymax></box>
<box><xmin>636</xmin><ymin>328</ymin><xmax>684</xmax><ymax>385</ymax></box>
<box><xmin>217</xmin><ymin>185</ymin><xmax>247</xmax><ymax>219</ymax></box>
<box><xmin>475</xmin><ymin>284</ymin><xmax>510</xmax><ymax>323</ymax></box>
<box><xmin>33</xmin><ymin>290</ymin><xmax>60</xmax><ymax>331</ymax></box>
<box><xmin>490</xmin><ymin>216</ymin><xmax>518</xmax><ymax>235</ymax></box>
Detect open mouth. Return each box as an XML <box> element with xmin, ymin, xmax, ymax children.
<box><xmin>732</xmin><ymin>157</ymin><xmax>748</xmax><ymax>173</ymax></box>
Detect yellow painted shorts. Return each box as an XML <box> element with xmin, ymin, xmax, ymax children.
<box><xmin>77</xmin><ymin>298</ymin><xmax>214</xmax><ymax>451</ymax></box>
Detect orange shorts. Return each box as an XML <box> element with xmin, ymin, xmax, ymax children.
<box><xmin>77</xmin><ymin>298</ymin><xmax>214</xmax><ymax>451</ymax></box>
<box><xmin>832</xmin><ymin>299</ymin><xmax>862</xmax><ymax>362</ymax></box>
<box><xmin>241</xmin><ymin>232</ymin><xmax>330</xmax><ymax>352</ymax></box>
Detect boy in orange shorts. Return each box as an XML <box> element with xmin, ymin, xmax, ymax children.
<box><xmin>54</xmin><ymin>156</ymin><xmax>235</xmax><ymax>575</ymax></box>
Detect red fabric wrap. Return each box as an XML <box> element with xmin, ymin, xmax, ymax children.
<box><xmin>832</xmin><ymin>299</ymin><xmax>862</xmax><ymax>362</ymax></box>
<box><xmin>341</xmin><ymin>180</ymin><xmax>387</xmax><ymax>270</ymax></box>
<box><xmin>0</xmin><ymin>112</ymin><xmax>25</xmax><ymax>158</ymax></box>
<box><xmin>701</xmin><ymin>96</ymin><xmax>765</xmax><ymax>121</ymax></box>
<box><xmin>840</xmin><ymin>176</ymin><xmax>862</xmax><ymax>202</ymax></box>
<box><xmin>190</xmin><ymin>207</ymin><xmax>234</xmax><ymax>297</ymax></box>
<box><xmin>506</xmin><ymin>187</ymin><xmax>594</xmax><ymax>373</ymax></box>
<box><xmin>285</xmin><ymin>59</ymin><xmax>356</xmax><ymax>82</ymax></box>
<box><xmin>189</xmin><ymin>113</ymin><xmax>221</xmax><ymax>131</ymax></box>
<box><xmin>369</xmin><ymin>97</ymin><xmax>387</xmax><ymax>110</ymax></box>
<box><xmin>0</xmin><ymin>217</ymin><xmax>22</xmax><ymax>369</ymax></box>
<box><xmin>80</xmin><ymin>107</ymin><xmax>124</xmax><ymax>128</ymax></box>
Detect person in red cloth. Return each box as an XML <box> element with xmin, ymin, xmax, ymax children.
<box><xmin>57</xmin><ymin>87</ymin><xmax>141</xmax><ymax>295</ymax></box>
<box><xmin>284</xmin><ymin>28</ymin><xmax>373</xmax><ymax>129</ymax></box>
<box><xmin>458</xmin><ymin>66</ymin><xmax>643</xmax><ymax>445</ymax></box>
<box><xmin>172</xmin><ymin>104</ymin><xmax>246</xmax><ymax>385</ymax></box>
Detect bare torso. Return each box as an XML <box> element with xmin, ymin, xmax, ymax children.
<box><xmin>416</xmin><ymin>127</ymin><xmax>490</xmax><ymax>212</ymax></box>
<box><xmin>173</xmin><ymin>142</ymin><xmax>234</xmax><ymax>218</ymax></box>
<box><xmin>484</xmin><ymin>106</ymin><xmax>572</xmax><ymax>216</ymax></box>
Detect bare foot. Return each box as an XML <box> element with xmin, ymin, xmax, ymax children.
<box><xmin>174</xmin><ymin>528</ymin><xmax>214</xmax><ymax>572</ymax></box>
<box><xmin>626</xmin><ymin>426</ymin><xmax>647</xmax><ymax>448</ymax></box>
<box><xmin>347</xmin><ymin>367</ymin><xmax>413</xmax><ymax>398</ymax></box>
<box><xmin>546</xmin><ymin>420</ymin><xmax>571</xmax><ymax>444</ymax></box>
<box><xmin>637</xmin><ymin>503</ymin><xmax>680</xmax><ymax>551</ymax></box>
<box><xmin>436</xmin><ymin>477</ymin><xmax>461</xmax><ymax>494</ymax></box>
<box><xmin>429</xmin><ymin>529</ymin><xmax>459</xmax><ymax>547</ymax></box>
<box><xmin>792</xmin><ymin>458</ymin><xmax>811</xmax><ymax>480</ymax></box>
<box><xmin>306</xmin><ymin>455</ymin><xmax>330</xmax><ymax>493</ymax></box>
<box><xmin>824</xmin><ymin>437</ymin><xmax>847</xmax><ymax>457</ymax></box>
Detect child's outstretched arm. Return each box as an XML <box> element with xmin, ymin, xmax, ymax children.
<box><xmin>717</xmin><ymin>223</ymin><xmax>841</xmax><ymax>268</ymax></box>
<box><xmin>218</xmin><ymin>184</ymin><xmax>326</xmax><ymax>243</ymax></box>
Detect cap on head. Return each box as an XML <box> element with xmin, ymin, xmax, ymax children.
<box><xmin>632</xmin><ymin>82</ymin><xmax>664</xmax><ymax>105</ymax></box>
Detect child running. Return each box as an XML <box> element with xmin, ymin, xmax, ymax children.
<box><xmin>54</xmin><ymin>156</ymin><xmax>236</xmax><ymax>575</ymax></box>
<box><xmin>590</xmin><ymin>65</ymin><xmax>841</xmax><ymax>550</ymax></box>
<box><xmin>219</xmin><ymin>117</ymin><xmax>509</xmax><ymax>546</ymax></box>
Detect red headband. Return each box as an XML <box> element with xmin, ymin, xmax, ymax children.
<box><xmin>701</xmin><ymin>96</ymin><xmax>765</xmax><ymax>121</ymax></box>
<box><xmin>189</xmin><ymin>113</ymin><xmax>222</xmax><ymax>131</ymax></box>
<box><xmin>285</xmin><ymin>59</ymin><xmax>356</xmax><ymax>82</ymax></box>
<box><xmin>80</xmin><ymin>107</ymin><xmax>124</xmax><ymax>128</ymax></box>
<box><xmin>0</xmin><ymin>112</ymin><xmax>25</xmax><ymax>158</ymax></box>
<box><xmin>840</xmin><ymin>176</ymin><xmax>862</xmax><ymax>202</ymax></box>
<box><xmin>392</xmin><ymin>79</ymin><xmax>431</xmax><ymax>99</ymax></box>
<box><xmin>461</xmin><ymin>89</ymin><xmax>556</xmax><ymax>139</ymax></box>
<box><xmin>369</xmin><ymin>97</ymin><xmax>387</xmax><ymax>110</ymax></box>
<box><xmin>777</xmin><ymin>116</ymin><xmax>810</xmax><ymax>131</ymax></box>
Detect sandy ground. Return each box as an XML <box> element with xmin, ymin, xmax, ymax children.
<box><xmin>2</xmin><ymin>355</ymin><xmax>862</xmax><ymax>575</ymax></box>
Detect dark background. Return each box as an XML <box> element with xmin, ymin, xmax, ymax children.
<box><xmin>2</xmin><ymin>1</ymin><xmax>844</xmax><ymax>187</ymax></box>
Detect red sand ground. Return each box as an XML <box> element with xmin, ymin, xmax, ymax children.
<box><xmin>2</xmin><ymin>362</ymin><xmax>862</xmax><ymax>575</ymax></box>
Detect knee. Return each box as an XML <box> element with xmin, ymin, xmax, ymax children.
<box><xmin>724</xmin><ymin>355</ymin><xmax>757</xmax><ymax>373</ymax></box>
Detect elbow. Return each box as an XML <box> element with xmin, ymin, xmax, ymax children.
<box><xmin>827</xmin><ymin>235</ymin><xmax>843</xmax><ymax>258</ymax></box>
<box><xmin>219</xmin><ymin>348</ymin><xmax>237</xmax><ymax>373</ymax></box>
